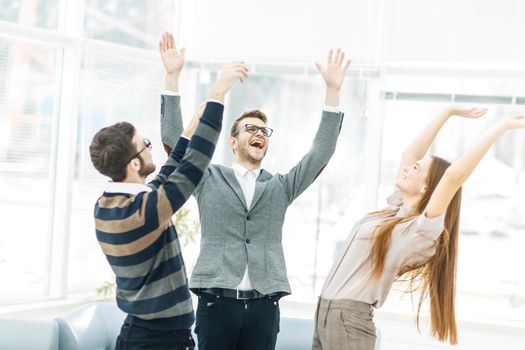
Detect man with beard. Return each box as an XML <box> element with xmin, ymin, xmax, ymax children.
<box><xmin>89</xmin><ymin>33</ymin><xmax>249</xmax><ymax>349</ymax></box>
<box><xmin>164</xmin><ymin>48</ymin><xmax>351</xmax><ymax>350</ymax></box>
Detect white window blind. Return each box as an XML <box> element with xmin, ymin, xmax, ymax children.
<box><xmin>0</xmin><ymin>37</ymin><xmax>58</xmax><ymax>302</ymax></box>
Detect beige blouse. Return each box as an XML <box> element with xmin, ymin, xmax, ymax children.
<box><xmin>321</xmin><ymin>192</ymin><xmax>446</xmax><ymax>308</ymax></box>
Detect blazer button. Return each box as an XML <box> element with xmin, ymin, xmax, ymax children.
<box><xmin>246</xmin><ymin>215</ymin><xmax>251</xmax><ymax>221</ymax></box>
<box><xmin>246</xmin><ymin>238</ymin><xmax>250</xmax><ymax>244</ymax></box>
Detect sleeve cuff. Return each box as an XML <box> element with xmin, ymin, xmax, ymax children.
<box><xmin>323</xmin><ymin>105</ymin><xmax>341</xmax><ymax>113</ymax></box>
<box><xmin>162</xmin><ymin>90</ymin><xmax>180</xmax><ymax>96</ymax></box>
<box><xmin>200</xmin><ymin>101</ymin><xmax>224</xmax><ymax>131</ymax></box>
<box><xmin>207</xmin><ymin>99</ymin><xmax>224</xmax><ymax>106</ymax></box>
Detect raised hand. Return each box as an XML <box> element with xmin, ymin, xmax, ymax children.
<box><xmin>315</xmin><ymin>48</ymin><xmax>351</xmax><ymax>91</ymax></box>
<box><xmin>501</xmin><ymin>113</ymin><xmax>525</xmax><ymax>129</ymax></box>
<box><xmin>209</xmin><ymin>62</ymin><xmax>250</xmax><ymax>102</ymax></box>
<box><xmin>159</xmin><ymin>32</ymin><xmax>185</xmax><ymax>77</ymax></box>
<box><xmin>449</xmin><ymin>106</ymin><xmax>488</xmax><ymax>119</ymax></box>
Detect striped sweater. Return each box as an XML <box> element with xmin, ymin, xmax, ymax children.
<box><xmin>94</xmin><ymin>101</ymin><xmax>223</xmax><ymax>331</ymax></box>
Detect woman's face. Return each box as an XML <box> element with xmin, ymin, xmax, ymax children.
<box><xmin>396</xmin><ymin>157</ymin><xmax>433</xmax><ymax>197</ymax></box>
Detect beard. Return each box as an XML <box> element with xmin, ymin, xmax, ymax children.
<box><xmin>138</xmin><ymin>155</ymin><xmax>156</xmax><ymax>178</ymax></box>
<box><xmin>237</xmin><ymin>143</ymin><xmax>267</xmax><ymax>165</ymax></box>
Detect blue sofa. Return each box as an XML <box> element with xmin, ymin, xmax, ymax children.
<box><xmin>0</xmin><ymin>317</ymin><xmax>59</xmax><ymax>350</ymax></box>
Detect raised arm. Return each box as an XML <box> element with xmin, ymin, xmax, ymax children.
<box><xmin>161</xmin><ymin>62</ymin><xmax>249</xmax><ymax>165</ymax></box>
<box><xmin>315</xmin><ymin>48</ymin><xmax>351</xmax><ymax>107</ymax></box>
<box><xmin>426</xmin><ymin>114</ymin><xmax>525</xmax><ymax>218</ymax></box>
<box><xmin>149</xmin><ymin>62</ymin><xmax>249</xmax><ymax>193</ymax></box>
<box><xmin>159</xmin><ymin>32</ymin><xmax>186</xmax><ymax>154</ymax></box>
<box><xmin>160</xmin><ymin>31</ymin><xmax>185</xmax><ymax>93</ymax></box>
<box><xmin>166</xmin><ymin>102</ymin><xmax>206</xmax><ymax>166</ymax></box>
<box><xmin>279</xmin><ymin>49</ymin><xmax>350</xmax><ymax>203</ymax></box>
<box><xmin>395</xmin><ymin>106</ymin><xmax>487</xmax><ymax>185</ymax></box>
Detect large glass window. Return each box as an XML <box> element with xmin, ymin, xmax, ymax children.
<box><xmin>84</xmin><ymin>0</ymin><xmax>177</xmax><ymax>49</ymax></box>
<box><xmin>0</xmin><ymin>38</ymin><xmax>58</xmax><ymax>302</ymax></box>
<box><xmin>0</xmin><ymin>0</ymin><xmax>59</xmax><ymax>29</ymax></box>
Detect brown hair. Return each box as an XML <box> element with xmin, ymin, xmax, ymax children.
<box><xmin>89</xmin><ymin>122</ymin><xmax>137</xmax><ymax>182</ymax></box>
<box><xmin>230</xmin><ymin>109</ymin><xmax>268</xmax><ymax>137</ymax></box>
<box><xmin>369</xmin><ymin>156</ymin><xmax>462</xmax><ymax>344</ymax></box>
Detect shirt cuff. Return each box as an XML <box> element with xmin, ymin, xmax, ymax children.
<box><xmin>162</xmin><ymin>90</ymin><xmax>180</xmax><ymax>96</ymax></box>
<box><xmin>181</xmin><ymin>135</ymin><xmax>190</xmax><ymax>141</ymax></box>
<box><xmin>323</xmin><ymin>105</ymin><xmax>341</xmax><ymax>113</ymax></box>
<box><xmin>207</xmin><ymin>99</ymin><xmax>224</xmax><ymax>106</ymax></box>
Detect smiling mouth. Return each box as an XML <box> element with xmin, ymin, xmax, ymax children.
<box><xmin>249</xmin><ymin>139</ymin><xmax>264</xmax><ymax>149</ymax></box>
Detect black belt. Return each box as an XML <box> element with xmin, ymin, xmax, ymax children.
<box><xmin>199</xmin><ymin>288</ymin><xmax>275</xmax><ymax>300</ymax></box>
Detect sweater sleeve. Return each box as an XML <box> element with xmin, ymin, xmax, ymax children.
<box><xmin>148</xmin><ymin>101</ymin><xmax>223</xmax><ymax>224</ymax></box>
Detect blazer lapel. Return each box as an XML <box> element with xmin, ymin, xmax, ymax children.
<box><xmin>249</xmin><ymin>170</ymin><xmax>272</xmax><ymax>211</ymax></box>
<box><xmin>218</xmin><ymin>166</ymin><xmax>248</xmax><ymax>210</ymax></box>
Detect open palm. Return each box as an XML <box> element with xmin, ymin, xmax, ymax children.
<box><xmin>315</xmin><ymin>48</ymin><xmax>351</xmax><ymax>90</ymax></box>
<box><xmin>450</xmin><ymin>107</ymin><xmax>488</xmax><ymax>119</ymax></box>
<box><xmin>159</xmin><ymin>32</ymin><xmax>185</xmax><ymax>75</ymax></box>
<box><xmin>504</xmin><ymin>114</ymin><xmax>525</xmax><ymax>129</ymax></box>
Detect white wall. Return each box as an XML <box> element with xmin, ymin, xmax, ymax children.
<box><xmin>180</xmin><ymin>0</ymin><xmax>525</xmax><ymax>69</ymax></box>
<box><xmin>179</xmin><ymin>0</ymin><xmax>378</xmax><ymax>63</ymax></box>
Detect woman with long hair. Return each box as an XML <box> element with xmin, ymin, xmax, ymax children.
<box><xmin>313</xmin><ymin>106</ymin><xmax>525</xmax><ymax>349</ymax></box>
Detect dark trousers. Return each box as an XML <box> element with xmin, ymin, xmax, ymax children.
<box><xmin>115</xmin><ymin>323</ymin><xmax>195</xmax><ymax>350</ymax></box>
<box><xmin>195</xmin><ymin>292</ymin><xmax>280</xmax><ymax>350</ymax></box>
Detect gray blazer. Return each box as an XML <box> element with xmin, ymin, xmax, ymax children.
<box><xmin>161</xmin><ymin>96</ymin><xmax>343</xmax><ymax>294</ymax></box>
<box><xmin>160</xmin><ymin>95</ymin><xmax>344</xmax><ymax>295</ymax></box>
<box><xmin>160</xmin><ymin>94</ymin><xmax>183</xmax><ymax>153</ymax></box>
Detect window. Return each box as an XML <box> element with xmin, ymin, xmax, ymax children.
<box><xmin>0</xmin><ymin>0</ymin><xmax>59</xmax><ymax>29</ymax></box>
<box><xmin>0</xmin><ymin>38</ymin><xmax>58</xmax><ymax>302</ymax></box>
<box><xmin>84</xmin><ymin>0</ymin><xmax>178</xmax><ymax>49</ymax></box>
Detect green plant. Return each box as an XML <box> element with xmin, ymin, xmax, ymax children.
<box><xmin>174</xmin><ymin>207</ymin><xmax>200</xmax><ymax>246</ymax></box>
<box><xmin>96</xmin><ymin>280</ymin><xmax>116</xmax><ymax>298</ymax></box>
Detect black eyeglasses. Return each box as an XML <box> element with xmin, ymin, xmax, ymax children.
<box><xmin>233</xmin><ymin>124</ymin><xmax>273</xmax><ymax>137</ymax></box>
<box><xmin>128</xmin><ymin>138</ymin><xmax>152</xmax><ymax>163</ymax></box>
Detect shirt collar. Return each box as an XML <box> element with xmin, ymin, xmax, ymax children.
<box><xmin>396</xmin><ymin>206</ymin><xmax>413</xmax><ymax>217</ymax></box>
<box><xmin>104</xmin><ymin>182</ymin><xmax>152</xmax><ymax>195</ymax></box>
<box><xmin>232</xmin><ymin>162</ymin><xmax>261</xmax><ymax>178</ymax></box>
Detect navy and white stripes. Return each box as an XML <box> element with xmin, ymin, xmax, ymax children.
<box><xmin>94</xmin><ymin>101</ymin><xmax>223</xmax><ymax>330</ymax></box>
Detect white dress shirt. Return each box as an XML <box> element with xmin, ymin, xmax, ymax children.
<box><xmin>231</xmin><ymin>162</ymin><xmax>262</xmax><ymax>291</ymax></box>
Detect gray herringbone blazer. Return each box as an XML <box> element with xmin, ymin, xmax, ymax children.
<box><xmin>189</xmin><ymin>110</ymin><xmax>344</xmax><ymax>295</ymax></box>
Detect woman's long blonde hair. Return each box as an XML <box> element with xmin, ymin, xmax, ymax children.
<box><xmin>369</xmin><ymin>156</ymin><xmax>462</xmax><ymax>344</ymax></box>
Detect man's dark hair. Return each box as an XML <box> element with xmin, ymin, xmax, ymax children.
<box><xmin>230</xmin><ymin>109</ymin><xmax>268</xmax><ymax>137</ymax></box>
<box><xmin>89</xmin><ymin>122</ymin><xmax>137</xmax><ymax>182</ymax></box>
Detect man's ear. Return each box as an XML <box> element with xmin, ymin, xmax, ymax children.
<box><xmin>229</xmin><ymin>136</ymin><xmax>237</xmax><ymax>154</ymax></box>
<box><xmin>128</xmin><ymin>158</ymin><xmax>141</xmax><ymax>172</ymax></box>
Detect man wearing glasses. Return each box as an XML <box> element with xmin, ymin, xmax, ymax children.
<box><xmin>89</xmin><ymin>33</ymin><xmax>249</xmax><ymax>349</ymax></box>
<box><xmin>164</xmin><ymin>49</ymin><xmax>351</xmax><ymax>349</ymax></box>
